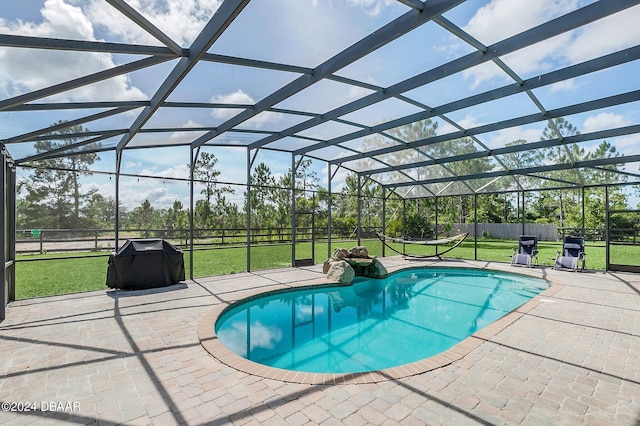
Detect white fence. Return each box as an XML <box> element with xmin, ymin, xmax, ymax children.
<box><xmin>438</xmin><ymin>223</ymin><xmax>559</xmax><ymax>241</ymax></box>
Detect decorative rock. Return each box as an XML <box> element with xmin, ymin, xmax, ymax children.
<box><xmin>322</xmin><ymin>258</ymin><xmax>332</xmax><ymax>274</ymax></box>
<box><xmin>349</xmin><ymin>246</ymin><xmax>369</xmax><ymax>258</ymax></box>
<box><xmin>348</xmin><ymin>257</ymin><xmax>373</xmax><ymax>267</ymax></box>
<box><xmin>326</xmin><ymin>260</ymin><xmax>355</xmax><ymax>285</ymax></box>
<box><xmin>368</xmin><ymin>257</ymin><xmax>388</xmax><ymax>279</ymax></box>
<box><xmin>332</xmin><ymin>248</ymin><xmax>349</xmax><ymax>260</ymax></box>
<box><xmin>322</xmin><ymin>245</ymin><xmax>388</xmax><ymax>284</ymax></box>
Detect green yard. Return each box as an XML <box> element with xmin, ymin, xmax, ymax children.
<box><xmin>14</xmin><ymin>238</ymin><xmax>639</xmax><ymax>299</ymax></box>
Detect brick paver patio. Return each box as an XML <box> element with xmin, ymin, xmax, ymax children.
<box><xmin>0</xmin><ymin>258</ymin><xmax>638</xmax><ymax>425</ymax></box>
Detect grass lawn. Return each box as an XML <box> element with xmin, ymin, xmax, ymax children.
<box><xmin>14</xmin><ymin>237</ymin><xmax>637</xmax><ymax>299</ymax></box>
<box><xmin>16</xmin><ymin>254</ymin><xmax>111</xmax><ymax>299</ymax></box>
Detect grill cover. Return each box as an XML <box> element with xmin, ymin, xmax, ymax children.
<box><xmin>106</xmin><ymin>239</ymin><xmax>185</xmax><ymax>289</ymax></box>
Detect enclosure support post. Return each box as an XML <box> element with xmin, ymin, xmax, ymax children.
<box><xmin>382</xmin><ymin>188</ymin><xmax>386</xmax><ymax>257</ymax></box>
<box><xmin>357</xmin><ymin>175</ymin><xmax>361</xmax><ymax>245</ymax></box>
<box><xmin>605</xmin><ymin>186</ymin><xmax>610</xmax><ymax>271</ymax></box>
<box><xmin>521</xmin><ymin>191</ymin><xmax>526</xmax><ymax>236</ymax></box>
<box><xmin>1</xmin><ymin>151</ymin><xmax>6</xmax><ymax>322</ymax></box>
<box><xmin>434</xmin><ymin>197</ymin><xmax>439</xmax><ymax>238</ymax></box>
<box><xmin>581</xmin><ymin>187</ymin><xmax>586</xmax><ymax>237</ymax></box>
<box><xmin>246</xmin><ymin>149</ymin><xmax>252</xmax><ymax>272</ymax></box>
<box><xmin>291</xmin><ymin>154</ymin><xmax>297</xmax><ymax>266</ymax></box>
<box><xmin>402</xmin><ymin>198</ymin><xmax>406</xmax><ymax>254</ymax></box>
<box><xmin>7</xmin><ymin>164</ymin><xmax>16</xmax><ymax>303</ymax></box>
<box><xmin>435</xmin><ymin>196</ymin><xmax>439</xmax><ymax>256</ymax></box>
<box><xmin>327</xmin><ymin>163</ymin><xmax>332</xmax><ymax>260</ymax></box>
<box><xmin>1</xmin><ymin>147</ymin><xmax>16</xmax><ymax>321</ymax></box>
<box><xmin>311</xmin><ymin>196</ymin><xmax>316</xmax><ymax>265</ymax></box>
<box><xmin>189</xmin><ymin>147</ymin><xmax>197</xmax><ymax>279</ymax></box>
<box><xmin>114</xmin><ymin>150</ymin><xmax>122</xmax><ymax>249</ymax></box>
<box><xmin>474</xmin><ymin>193</ymin><xmax>478</xmax><ymax>261</ymax></box>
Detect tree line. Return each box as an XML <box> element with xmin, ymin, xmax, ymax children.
<box><xmin>16</xmin><ymin>119</ymin><xmax>638</xmax><ymax>238</ymax></box>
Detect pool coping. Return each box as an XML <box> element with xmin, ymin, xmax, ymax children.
<box><xmin>198</xmin><ymin>265</ymin><xmax>563</xmax><ymax>384</ymax></box>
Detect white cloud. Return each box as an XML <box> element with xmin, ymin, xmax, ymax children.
<box><xmin>465</xmin><ymin>0</ymin><xmax>578</xmax><ymax>45</ymax></box>
<box><xmin>461</xmin><ymin>62</ymin><xmax>504</xmax><ymax>90</ymax></box>
<box><xmin>437</xmin><ymin>114</ymin><xmax>484</xmax><ymax>135</ymax></box>
<box><xmin>485</xmin><ymin>126</ymin><xmax>544</xmax><ymax>148</ymax></box>
<box><xmin>457</xmin><ymin>114</ymin><xmax>485</xmax><ymax>129</ymax></box>
<box><xmin>564</xmin><ymin>4</ymin><xmax>640</xmax><ymax>64</ymax></box>
<box><xmin>76</xmin><ymin>176</ymin><xmax>184</xmax><ymax>210</ymax></box>
<box><xmin>549</xmin><ymin>79</ymin><xmax>577</xmax><ymax>93</ymax></box>
<box><xmin>209</xmin><ymin>90</ymin><xmax>252</xmax><ymax>122</ymax></box>
<box><xmin>216</xmin><ymin>320</ymin><xmax>283</xmax><ymax>356</ymax></box>
<box><xmin>85</xmin><ymin>0</ymin><xmax>222</xmax><ymax>47</ymax></box>
<box><xmin>347</xmin><ymin>84</ymin><xmax>375</xmax><ymax>102</ymax></box>
<box><xmin>121</xmin><ymin>146</ymin><xmax>188</xmax><ymax>172</ymax></box>
<box><xmin>501</xmin><ymin>34</ymin><xmax>571</xmax><ymax>74</ymax></box>
<box><xmin>460</xmin><ymin>0</ymin><xmax>578</xmax><ymax>87</ymax></box>
<box><xmin>493</xmin><ymin>127</ymin><xmax>542</xmax><ymax>145</ymax></box>
<box><xmin>322</xmin><ymin>165</ymin><xmax>351</xmax><ymax>191</ymax></box>
<box><xmin>347</xmin><ymin>0</ymin><xmax>398</xmax><ymax>17</ymax></box>
<box><xmin>117</xmin><ymin>176</ymin><xmax>190</xmax><ymax>209</ymax></box>
<box><xmin>463</xmin><ymin>35</ymin><xmax>573</xmax><ymax>89</ymax></box>
<box><xmin>0</xmin><ymin>0</ymin><xmax>146</xmax><ymax>101</ymax></box>
<box><xmin>582</xmin><ymin>112</ymin><xmax>631</xmax><ymax>134</ymax></box>
<box><xmin>81</xmin><ymin>180</ymin><xmax>113</xmax><ymax>198</ymax></box>
<box><xmin>139</xmin><ymin>164</ymin><xmax>190</xmax><ymax>180</ymax></box>
<box><xmin>296</xmin><ymin>304</ymin><xmax>324</xmax><ymax>321</ymax></box>
<box><xmin>211</xmin><ymin>89</ymin><xmax>253</xmax><ymax>105</ymax></box>
<box><xmin>210</xmin><ymin>90</ymin><xmax>282</xmax><ymax>129</ymax></box>
<box><xmin>460</xmin><ymin>2</ymin><xmax>640</xmax><ymax>90</ymax></box>
<box><xmin>605</xmin><ymin>134</ymin><xmax>640</xmax><ymax>156</ymax></box>
<box><xmin>438</xmin><ymin>115</ymin><xmax>544</xmax><ymax>151</ymax></box>
<box><xmin>123</xmin><ymin>182</ymin><xmax>170</xmax><ymax>207</ymax></box>
<box><xmin>166</xmin><ymin>120</ymin><xmax>208</xmax><ymax>145</ymax></box>
<box><xmin>503</xmin><ymin>4</ymin><xmax>640</xmax><ymax>82</ymax></box>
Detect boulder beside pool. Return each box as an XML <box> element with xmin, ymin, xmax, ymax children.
<box><xmin>323</xmin><ymin>246</ymin><xmax>388</xmax><ymax>285</ymax></box>
<box><xmin>325</xmin><ymin>260</ymin><xmax>355</xmax><ymax>284</ymax></box>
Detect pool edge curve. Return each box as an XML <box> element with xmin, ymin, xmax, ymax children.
<box><xmin>198</xmin><ymin>266</ymin><xmax>562</xmax><ymax>384</ymax></box>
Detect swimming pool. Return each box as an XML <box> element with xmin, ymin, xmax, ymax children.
<box><xmin>214</xmin><ymin>267</ymin><xmax>549</xmax><ymax>374</ymax></box>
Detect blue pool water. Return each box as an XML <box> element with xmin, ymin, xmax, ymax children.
<box><xmin>215</xmin><ymin>268</ymin><xmax>549</xmax><ymax>373</ymax></box>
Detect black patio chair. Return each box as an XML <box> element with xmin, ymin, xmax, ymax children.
<box><xmin>511</xmin><ymin>235</ymin><xmax>539</xmax><ymax>268</ymax></box>
<box><xmin>554</xmin><ymin>236</ymin><xmax>586</xmax><ymax>272</ymax></box>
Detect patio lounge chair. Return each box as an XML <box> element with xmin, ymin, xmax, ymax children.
<box><xmin>554</xmin><ymin>236</ymin><xmax>586</xmax><ymax>272</ymax></box>
<box><xmin>511</xmin><ymin>235</ymin><xmax>538</xmax><ymax>267</ymax></box>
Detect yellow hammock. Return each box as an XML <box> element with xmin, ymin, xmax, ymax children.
<box><xmin>375</xmin><ymin>232</ymin><xmax>469</xmax><ymax>259</ymax></box>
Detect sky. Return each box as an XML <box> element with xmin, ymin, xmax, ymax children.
<box><xmin>2</xmin><ymin>0</ymin><xmax>640</xmax><ymax>209</ymax></box>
